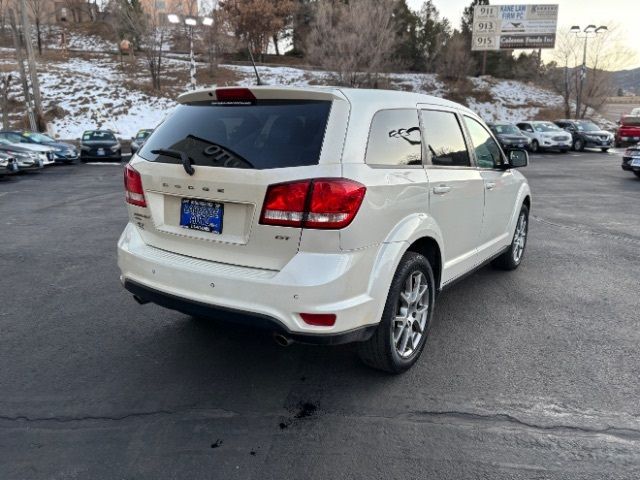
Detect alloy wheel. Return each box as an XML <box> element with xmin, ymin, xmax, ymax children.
<box><xmin>512</xmin><ymin>212</ymin><xmax>528</xmax><ymax>263</ymax></box>
<box><xmin>393</xmin><ymin>271</ymin><xmax>429</xmax><ymax>358</ymax></box>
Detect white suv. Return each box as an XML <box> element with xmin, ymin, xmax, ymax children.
<box><xmin>516</xmin><ymin>121</ymin><xmax>572</xmax><ymax>153</ymax></box>
<box><xmin>118</xmin><ymin>86</ymin><xmax>531</xmax><ymax>373</ymax></box>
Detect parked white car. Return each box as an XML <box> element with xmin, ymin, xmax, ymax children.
<box><xmin>0</xmin><ymin>138</ymin><xmax>55</xmax><ymax>165</ymax></box>
<box><xmin>516</xmin><ymin>121</ymin><xmax>572</xmax><ymax>153</ymax></box>
<box><xmin>118</xmin><ymin>86</ymin><xmax>531</xmax><ymax>373</ymax></box>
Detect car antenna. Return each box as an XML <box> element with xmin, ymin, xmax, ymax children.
<box><xmin>247</xmin><ymin>46</ymin><xmax>266</xmax><ymax>86</ymax></box>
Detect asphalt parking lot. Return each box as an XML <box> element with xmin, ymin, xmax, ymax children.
<box><xmin>1</xmin><ymin>151</ymin><xmax>639</xmax><ymax>479</ymax></box>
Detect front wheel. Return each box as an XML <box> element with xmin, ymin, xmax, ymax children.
<box><xmin>574</xmin><ymin>138</ymin><xmax>585</xmax><ymax>151</ymax></box>
<box><xmin>634</xmin><ymin>172</ymin><xmax>640</xmax><ymax>179</ymax></box>
<box><xmin>358</xmin><ymin>252</ymin><xmax>435</xmax><ymax>374</ymax></box>
<box><xmin>601</xmin><ymin>148</ymin><xmax>609</xmax><ymax>153</ymax></box>
<box><xmin>493</xmin><ymin>205</ymin><xmax>529</xmax><ymax>271</ymax></box>
<box><xmin>530</xmin><ymin>140</ymin><xmax>539</xmax><ymax>153</ymax></box>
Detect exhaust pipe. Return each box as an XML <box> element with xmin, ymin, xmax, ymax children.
<box><xmin>273</xmin><ymin>333</ymin><xmax>294</xmax><ymax>347</ymax></box>
<box><xmin>133</xmin><ymin>295</ymin><xmax>150</xmax><ymax>305</ymax></box>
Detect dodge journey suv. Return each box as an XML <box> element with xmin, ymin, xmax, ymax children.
<box><xmin>118</xmin><ymin>86</ymin><xmax>531</xmax><ymax>373</ymax></box>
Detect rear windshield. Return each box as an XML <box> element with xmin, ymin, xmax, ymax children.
<box><xmin>83</xmin><ymin>131</ymin><xmax>116</xmax><ymax>141</ymax></box>
<box><xmin>139</xmin><ymin>100</ymin><xmax>332</xmax><ymax>169</ymax></box>
<box><xmin>136</xmin><ymin>130</ymin><xmax>152</xmax><ymax>139</ymax></box>
<box><xmin>492</xmin><ymin>124</ymin><xmax>520</xmax><ymax>134</ymax></box>
<box><xmin>621</xmin><ymin>116</ymin><xmax>640</xmax><ymax>126</ymax></box>
<box><xmin>533</xmin><ymin>122</ymin><xmax>561</xmax><ymax>132</ymax></box>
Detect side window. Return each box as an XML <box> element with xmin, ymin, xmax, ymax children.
<box><xmin>420</xmin><ymin>110</ymin><xmax>470</xmax><ymax>167</ymax></box>
<box><xmin>463</xmin><ymin>116</ymin><xmax>504</xmax><ymax>169</ymax></box>
<box><xmin>365</xmin><ymin>109</ymin><xmax>422</xmax><ymax>166</ymax></box>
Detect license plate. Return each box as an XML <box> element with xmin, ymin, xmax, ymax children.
<box><xmin>97</xmin><ymin>148</ymin><xmax>105</xmax><ymax>155</ymax></box>
<box><xmin>631</xmin><ymin>159</ymin><xmax>640</xmax><ymax>167</ymax></box>
<box><xmin>518</xmin><ymin>144</ymin><xmax>524</xmax><ymax>148</ymax></box>
<box><xmin>180</xmin><ymin>198</ymin><xmax>223</xmax><ymax>234</ymax></box>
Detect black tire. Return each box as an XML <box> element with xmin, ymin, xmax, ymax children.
<box><xmin>573</xmin><ymin>138</ymin><xmax>585</xmax><ymax>151</ymax></box>
<box><xmin>634</xmin><ymin>171</ymin><xmax>640</xmax><ymax>179</ymax></box>
<box><xmin>530</xmin><ymin>140</ymin><xmax>539</xmax><ymax>153</ymax></box>
<box><xmin>358</xmin><ymin>251</ymin><xmax>436</xmax><ymax>374</ymax></box>
<box><xmin>560</xmin><ymin>149</ymin><xmax>568</xmax><ymax>153</ymax></box>
<box><xmin>601</xmin><ymin>148</ymin><xmax>609</xmax><ymax>153</ymax></box>
<box><xmin>493</xmin><ymin>204</ymin><xmax>529</xmax><ymax>271</ymax></box>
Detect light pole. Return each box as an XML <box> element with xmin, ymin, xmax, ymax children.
<box><xmin>570</xmin><ymin>24</ymin><xmax>607</xmax><ymax>119</ymax></box>
<box><xmin>168</xmin><ymin>14</ymin><xmax>214</xmax><ymax>91</ymax></box>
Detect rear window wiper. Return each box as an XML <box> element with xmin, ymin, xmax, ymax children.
<box><xmin>151</xmin><ymin>148</ymin><xmax>195</xmax><ymax>175</ymax></box>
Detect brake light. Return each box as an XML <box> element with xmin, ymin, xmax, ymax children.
<box><xmin>300</xmin><ymin>313</ymin><xmax>336</xmax><ymax>327</ymax></box>
<box><xmin>259</xmin><ymin>178</ymin><xmax>366</xmax><ymax>229</ymax></box>
<box><xmin>215</xmin><ymin>88</ymin><xmax>256</xmax><ymax>102</ymax></box>
<box><xmin>124</xmin><ymin>163</ymin><xmax>147</xmax><ymax>207</ymax></box>
<box><xmin>260</xmin><ymin>180</ymin><xmax>311</xmax><ymax>227</ymax></box>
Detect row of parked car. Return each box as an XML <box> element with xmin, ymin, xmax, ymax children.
<box><xmin>488</xmin><ymin>119</ymin><xmax>617</xmax><ymax>154</ymax></box>
<box><xmin>0</xmin><ymin>128</ymin><xmax>154</xmax><ymax>177</ymax></box>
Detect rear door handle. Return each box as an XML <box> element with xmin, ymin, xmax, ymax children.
<box><xmin>485</xmin><ymin>182</ymin><xmax>497</xmax><ymax>190</ymax></box>
<box><xmin>433</xmin><ymin>185</ymin><xmax>452</xmax><ymax>195</ymax></box>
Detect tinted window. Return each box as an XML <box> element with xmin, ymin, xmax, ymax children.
<box><xmin>83</xmin><ymin>131</ymin><xmax>116</xmax><ymax>141</ymax></box>
<box><xmin>365</xmin><ymin>109</ymin><xmax>422</xmax><ymax>166</ymax></box>
<box><xmin>492</xmin><ymin>124</ymin><xmax>520</xmax><ymax>135</ymax></box>
<box><xmin>464</xmin><ymin>116</ymin><xmax>504</xmax><ymax>168</ymax></box>
<box><xmin>421</xmin><ymin>110</ymin><xmax>470</xmax><ymax>167</ymax></box>
<box><xmin>517</xmin><ymin>123</ymin><xmax>533</xmax><ymax>132</ymax></box>
<box><xmin>139</xmin><ymin>100</ymin><xmax>331</xmax><ymax>170</ymax></box>
<box><xmin>0</xmin><ymin>132</ymin><xmax>22</xmax><ymax>143</ymax></box>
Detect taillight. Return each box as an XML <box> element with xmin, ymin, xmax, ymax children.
<box><xmin>259</xmin><ymin>180</ymin><xmax>311</xmax><ymax>227</ymax></box>
<box><xmin>259</xmin><ymin>178</ymin><xmax>366</xmax><ymax>230</ymax></box>
<box><xmin>124</xmin><ymin>163</ymin><xmax>147</xmax><ymax>207</ymax></box>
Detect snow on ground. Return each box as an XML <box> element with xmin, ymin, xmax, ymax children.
<box><xmin>1</xmin><ymin>39</ymin><xmax>575</xmax><ymax>139</ymax></box>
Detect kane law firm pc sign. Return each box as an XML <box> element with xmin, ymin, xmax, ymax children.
<box><xmin>472</xmin><ymin>4</ymin><xmax>559</xmax><ymax>51</ymax></box>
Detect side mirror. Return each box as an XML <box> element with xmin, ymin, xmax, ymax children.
<box><xmin>509</xmin><ymin>149</ymin><xmax>529</xmax><ymax>168</ymax></box>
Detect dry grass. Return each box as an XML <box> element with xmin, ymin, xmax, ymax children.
<box><xmin>534</xmin><ymin>106</ymin><xmax>567</xmax><ymax>121</ymax></box>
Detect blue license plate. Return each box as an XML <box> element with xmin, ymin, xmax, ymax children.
<box><xmin>180</xmin><ymin>198</ymin><xmax>223</xmax><ymax>234</ymax></box>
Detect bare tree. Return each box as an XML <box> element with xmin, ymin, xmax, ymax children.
<box><xmin>579</xmin><ymin>25</ymin><xmax>636</xmax><ymax>117</ymax></box>
<box><xmin>1</xmin><ymin>73</ymin><xmax>11</xmax><ymax>129</ymax></box>
<box><xmin>0</xmin><ymin>0</ymin><xmax>7</xmax><ymax>33</ymax></box>
<box><xmin>199</xmin><ymin>1</ymin><xmax>235</xmax><ymax>75</ymax></box>
<box><xmin>548</xmin><ymin>24</ymin><xmax>636</xmax><ymax>118</ymax></box>
<box><xmin>436</xmin><ymin>31</ymin><xmax>472</xmax><ymax>82</ymax></box>
<box><xmin>221</xmin><ymin>0</ymin><xmax>296</xmax><ymax>59</ymax></box>
<box><xmin>112</xmin><ymin>0</ymin><xmax>167</xmax><ymax>90</ymax></box>
<box><xmin>305</xmin><ymin>0</ymin><xmax>399</xmax><ymax>87</ymax></box>
<box><xmin>25</xmin><ymin>0</ymin><xmax>48</xmax><ymax>54</ymax></box>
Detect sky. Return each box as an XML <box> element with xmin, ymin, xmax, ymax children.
<box><xmin>406</xmin><ymin>0</ymin><xmax>640</xmax><ymax>69</ymax></box>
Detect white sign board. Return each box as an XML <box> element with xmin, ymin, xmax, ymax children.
<box><xmin>472</xmin><ymin>4</ymin><xmax>559</xmax><ymax>51</ymax></box>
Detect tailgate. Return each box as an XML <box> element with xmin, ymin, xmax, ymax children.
<box><xmin>127</xmin><ymin>87</ymin><xmax>349</xmax><ymax>271</ymax></box>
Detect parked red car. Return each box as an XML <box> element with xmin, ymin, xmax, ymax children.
<box><xmin>615</xmin><ymin>115</ymin><xmax>640</xmax><ymax>148</ymax></box>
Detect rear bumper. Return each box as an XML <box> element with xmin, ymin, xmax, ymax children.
<box><xmin>117</xmin><ymin>223</ymin><xmax>381</xmax><ymax>341</ymax></box>
<box><xmin>124</xmin><ymin>279</ymin><xmax>376</xmax><ymax>345</ymax></box>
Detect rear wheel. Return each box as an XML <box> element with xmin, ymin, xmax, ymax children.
<box><xmin>492</xmin><ymin>205</ymin><xmax>529</xmax><ymax>271</ymax></box>
<box><xmin>358</xmin><ymin>252</ymin><xmax>435</xmax><ymax>374</ymax></box>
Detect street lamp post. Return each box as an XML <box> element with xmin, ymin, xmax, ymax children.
<box><xmin>167</xmin><ymin>14</ymin><xmax>214</xmax><ymax>91</ymax></box>
<box><xmin>570</xmin><ymin>24</ymin><xmax>607</xmax><ymax>119</ymax></box>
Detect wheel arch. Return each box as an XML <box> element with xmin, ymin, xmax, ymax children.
<box><xmin>406</xmin><ymin>237</ymin><xmax>443</xmax><ymax>292</ymax></box>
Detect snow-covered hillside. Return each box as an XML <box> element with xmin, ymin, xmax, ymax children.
<box><xmin>1</xmin><ymin>33</ymin><xmax>571</xmax><ymax>139</ymax></box>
